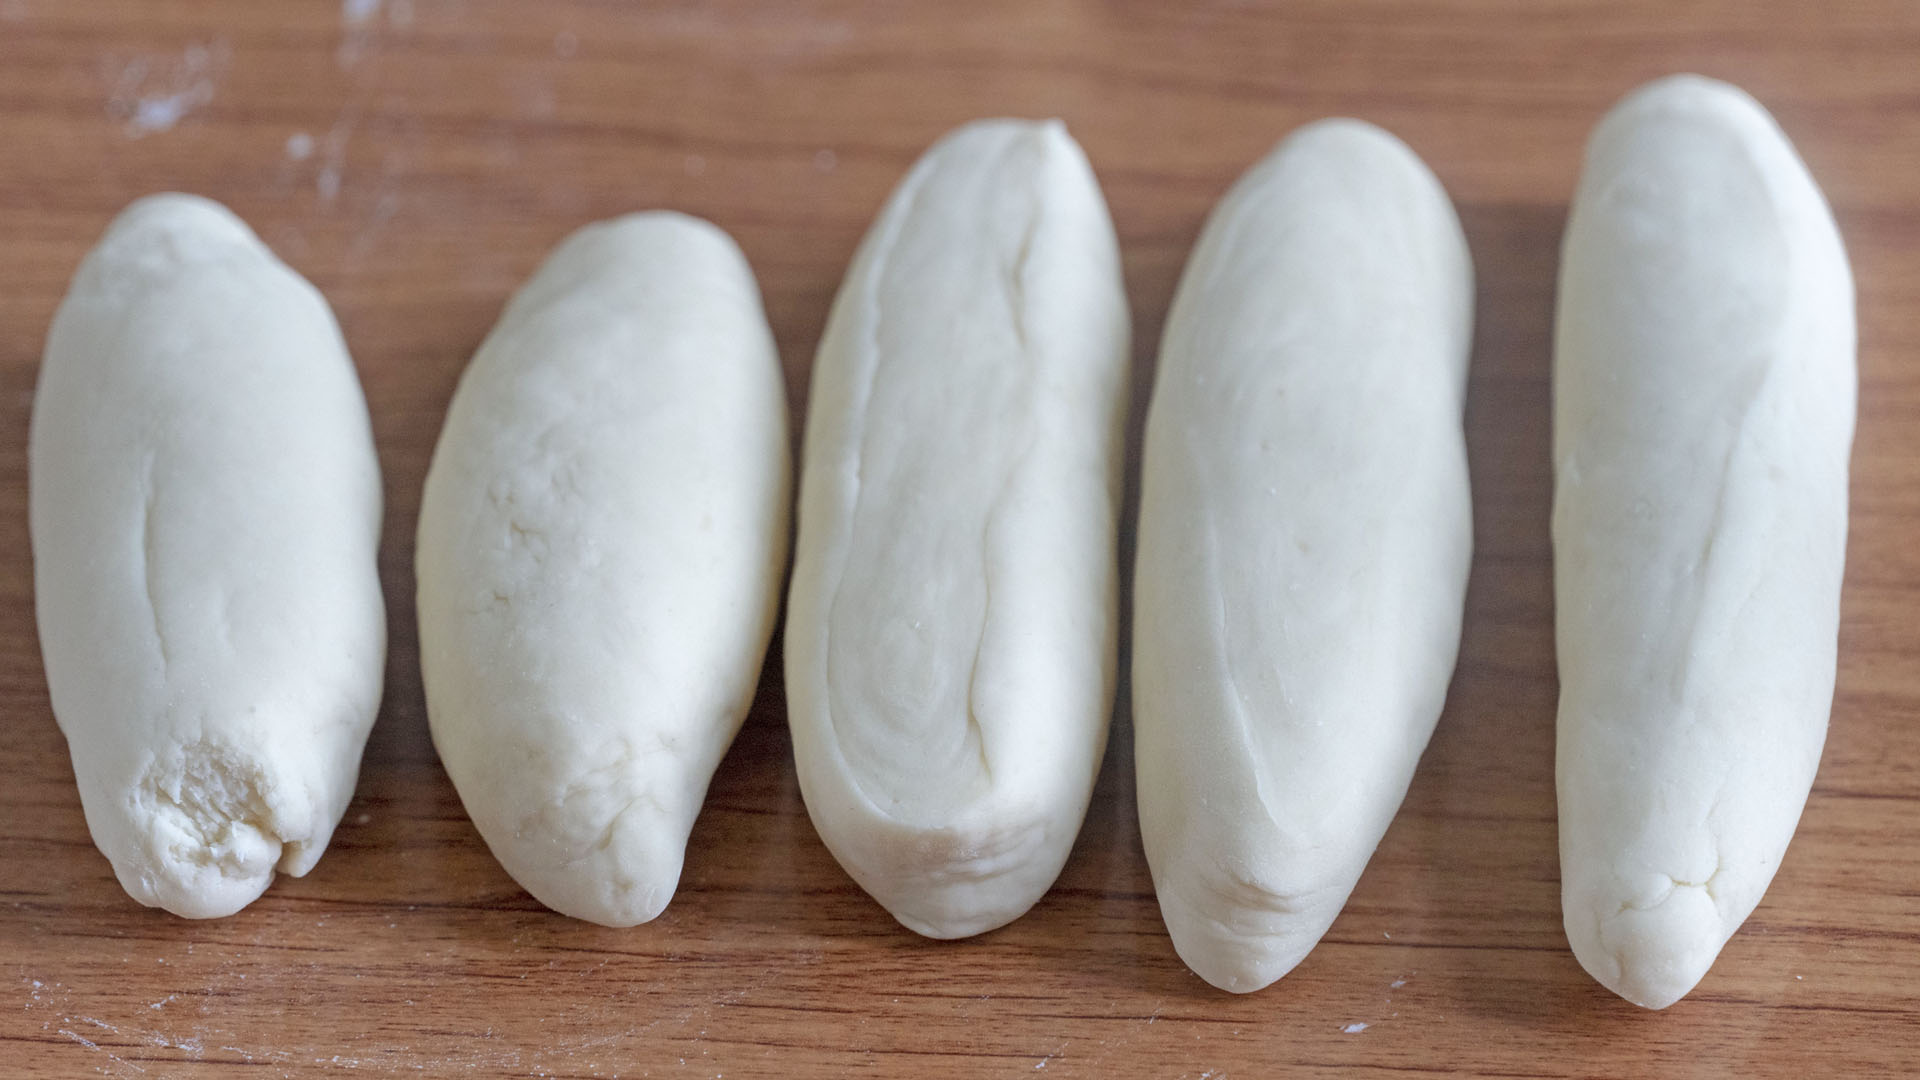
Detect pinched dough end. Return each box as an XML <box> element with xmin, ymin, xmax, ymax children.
<box><xmin>476</xmin><ymin>779</ymin><xmax>695</xmax><ymax>929</ymax></box>
<box><xmin>1567</xmin><ymin>880</ymin><xmax>1726</xmax><ymax>1010</ymax></box>
<box><xmin>113</xmin><ymin>740</ymin><xmax>323</xmax><ymax>919</ymax></box>
<box><xmin>828</xmin><ymin>806</ymin><xmax>1062</xmax><ymax>940</ymax></box>
<box><xmin>1605</xmin><ymin>73</ymin><xmax>1775</xmax><ymax>140</ymax></box>
<box><xmin>507</xmin><ymin>833</ymin><xmax>683</xmax><ymax>930</ymax></box>
<box><xmin>1155</xmin><ymin>860</ymin><xmax>1347</xmax><ymax>994</ymax></box>
<box><xmin>97</xmin><ymin>192</ymin><xmax>258</xmax><ymax>266</ymax></box>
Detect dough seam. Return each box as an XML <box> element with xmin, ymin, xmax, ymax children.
<box><xmin>818</xmin><ymin>154</ymin><xmax>940</xmax><ymax>816</ymax></box>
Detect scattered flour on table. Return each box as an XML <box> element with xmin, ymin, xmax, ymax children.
<box><xmin>338</xmin><ymin>0</ymin><xmax>397</xmax><ymax>68</ymax></box>
<box><xmin>106</xmin><ymin>39</ymin><xmax>231</xmax><ymax>138</ymax></box>
<box><xmin>1342</xmin><ymin>1022</ymin><xmax>1369</xmax><ymax>1034</ymax></box>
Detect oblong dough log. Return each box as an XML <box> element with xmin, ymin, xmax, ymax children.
<box><xmin>784</xmin><ymin>119</ymin><xmax>1130</xmax><ymax>938</ymax></box>
<box><xmin>1553</xmin><ymin>75</ymin><xmax>1855</xmax><ymax>1009</ymax></box>
<box><xmin>416</xmin><ymin>212</ymin><xmax>791</xmax><ymax>927</ymax></box>
<box><xmin>1133</xmin><ymin>120</ymin><xmax>1475</xmax><ymax>992</ymax></box>
<box><xmin>30</xmin><ymin>193</ymin><xmax>387</xmax><ymax>918</ymax></box>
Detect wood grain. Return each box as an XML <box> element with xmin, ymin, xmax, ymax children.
<box><xmin>5</xmin><ymin>1</ymin><xmax>1920</xmax><ymax>1076</ymax></box>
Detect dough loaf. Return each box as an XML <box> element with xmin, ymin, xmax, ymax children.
<box><xmin>1133</xmin><ymin>120</ymin><xmax>1475</xmax><ymax>992</ymax></box>
<box><xmin>416</xmin><ymin>212</ymin><xmax>790</xmax><ymax>927</ymax></box>
<box><xmin>1554</xmin><ymin>75</ymin><xmax>1855</xmax><ymax>1009</ymax></box>
<box><xmin>784</xmin><ymin>119</ymin><xmax>1130</xmax><ymax>938</ymax></box>
<box><xmin>31</xmin><ymin>193</ymin><xmax>387</xmax><ymax>918</ymax></box>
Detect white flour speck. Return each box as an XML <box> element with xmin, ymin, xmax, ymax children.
<box><xmin>1390</xmin><ymin>977</ymin><xmax>1407</xmax><ymax>989</ymax></box>
<box><xmin>1343</xmin><ymin>1022</ymin><xmax>1369</xmax><ymax>1034</ymax></box>
<box><xmin>107</xmin><ymin>39</ymin><xmax>231</xmax><ymax>138</ymax></box>
<box><xmin>337</xmin><ymin>0</ymin><xmax>386</xmax><ymax>67</ymax></box>
<box><xmin>134</xmin><ymin>97</ymin><xmax>187</xmax><ymax>132</ymax></box>
<box><xmin>286</xmin><ymin>132</ymin><xmax>315</xmax><ymax>160</ymax></box>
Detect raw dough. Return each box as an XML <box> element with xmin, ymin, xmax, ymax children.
<box><xmin>31</xmin><ymin>193</ymin><xmax>387</xmax><ymax>918</ymax></box>
<box><xmin>1132</xmin><ymin>120</ymin><xmax>1475</xmax><ymax>992</ymax></box>
<box><xmin>784</xmin><ymin>119</ymin><xmax>1130</xmax><ymax>938</ymax></box>
<box><xmin>1554</xmin><ymin>75</ymin><xmax>1854</xmax><ymax>1009</ymax></box>
<box><xmin>416</xmin><ymin>212</ymin><xmax>790</xmax><ymax>927</ymax></box>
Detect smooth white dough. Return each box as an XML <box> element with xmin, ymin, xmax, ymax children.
<box><xmin>1133</xmin><ymin>120</ymin><xmax>1475</xmax><ymax>992</ymax></box>
<box><xmin>1554</xmin><ymin>75</ymin><xmax>1855</xmax><ymax>1009</ymax></box>
<box><xmin>784</xmin><ymin>119</ymin><xmax>1130</xmax><ymax>938</ymax></box>
<box><xmin>416</xmin><ymin>212</ymin><xmax>791</xmax><ymax>927</ymax></box>
<box><xmin>30</xmin><ymin>193</ymin><xmax>387</xmax><ymax>919</ymax></box>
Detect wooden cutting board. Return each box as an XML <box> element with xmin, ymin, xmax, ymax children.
<box><xmin>4</xmin><ymin>2</ymin><xmax>1917</xmax><ymax>1076</ymax></box>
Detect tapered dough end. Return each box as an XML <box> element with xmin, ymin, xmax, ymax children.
<box><xmin>1156</xmin><ymin>879</ymin><xmax>1340</xmax><ymax>994</ymax></box>
<box><xmin>1566</xmin><ymin>884</ymin><xmax>1724</xmax><ymax>1010</ymax></box>
<box><xmin>549</xmin><ymin>209</ymin><xmax>747</xmax><ymax>281</ymax></box>
<box><xmin>800</xmin><ymin>721</ymin><xmax>1100</xmax><ymax>942</ymax></box>
<box><xmin>100</xmin><ymin>192</ymin><xmax>256</xmax><ymax>247</ymax></box>
<box><xmin>1279</xmin><ymin>116</ymin><xmax>1430</xmax><ymax>167</ymax></box>
<box><xmin>809</xmin><ymin>797</ymin><xmax>1070</xmax><ymax>939</ymax></box>
<box><xmin>1601</xmin><ymin>73</ymin><xmax>1779</xmax><ymax>137</ymax></box>
<box><xmin>1146</xmin><ymin>820</ymin><xmax>1356</xmax><ymax>993</ymax></box>
<box><xmin>1168</xmin><ymin>936</ymin><xmax>1315</xmax><ymax>996</ymax></box>
<box><xmin>485</xmin><ymin>808</ymin><xmax>689</xmax><ymax>929</ymax></box>
<box><xmin>434</xmin><ymin>725</ymin><xmax>705</xmax><ymax>929</ymax></box>
<box><xmin>66</xmin><ymin>193</ymin><xmax>282</xmax><ymax>309</ymax></box>
<box><xmin>472</xmin><ymin>763</ymin><xmax>706</xmax><ymax>930</ymax></box>
<box><xmin>933</xmin><ymin>115</ymin><xmax>1072</xmax><ymax>156</ymax></box>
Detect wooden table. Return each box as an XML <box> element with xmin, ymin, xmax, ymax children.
<box><xmin>5</xmin><ymin>2</ymin><xmax>1918</xmax><ymax>1076</ymax></box>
